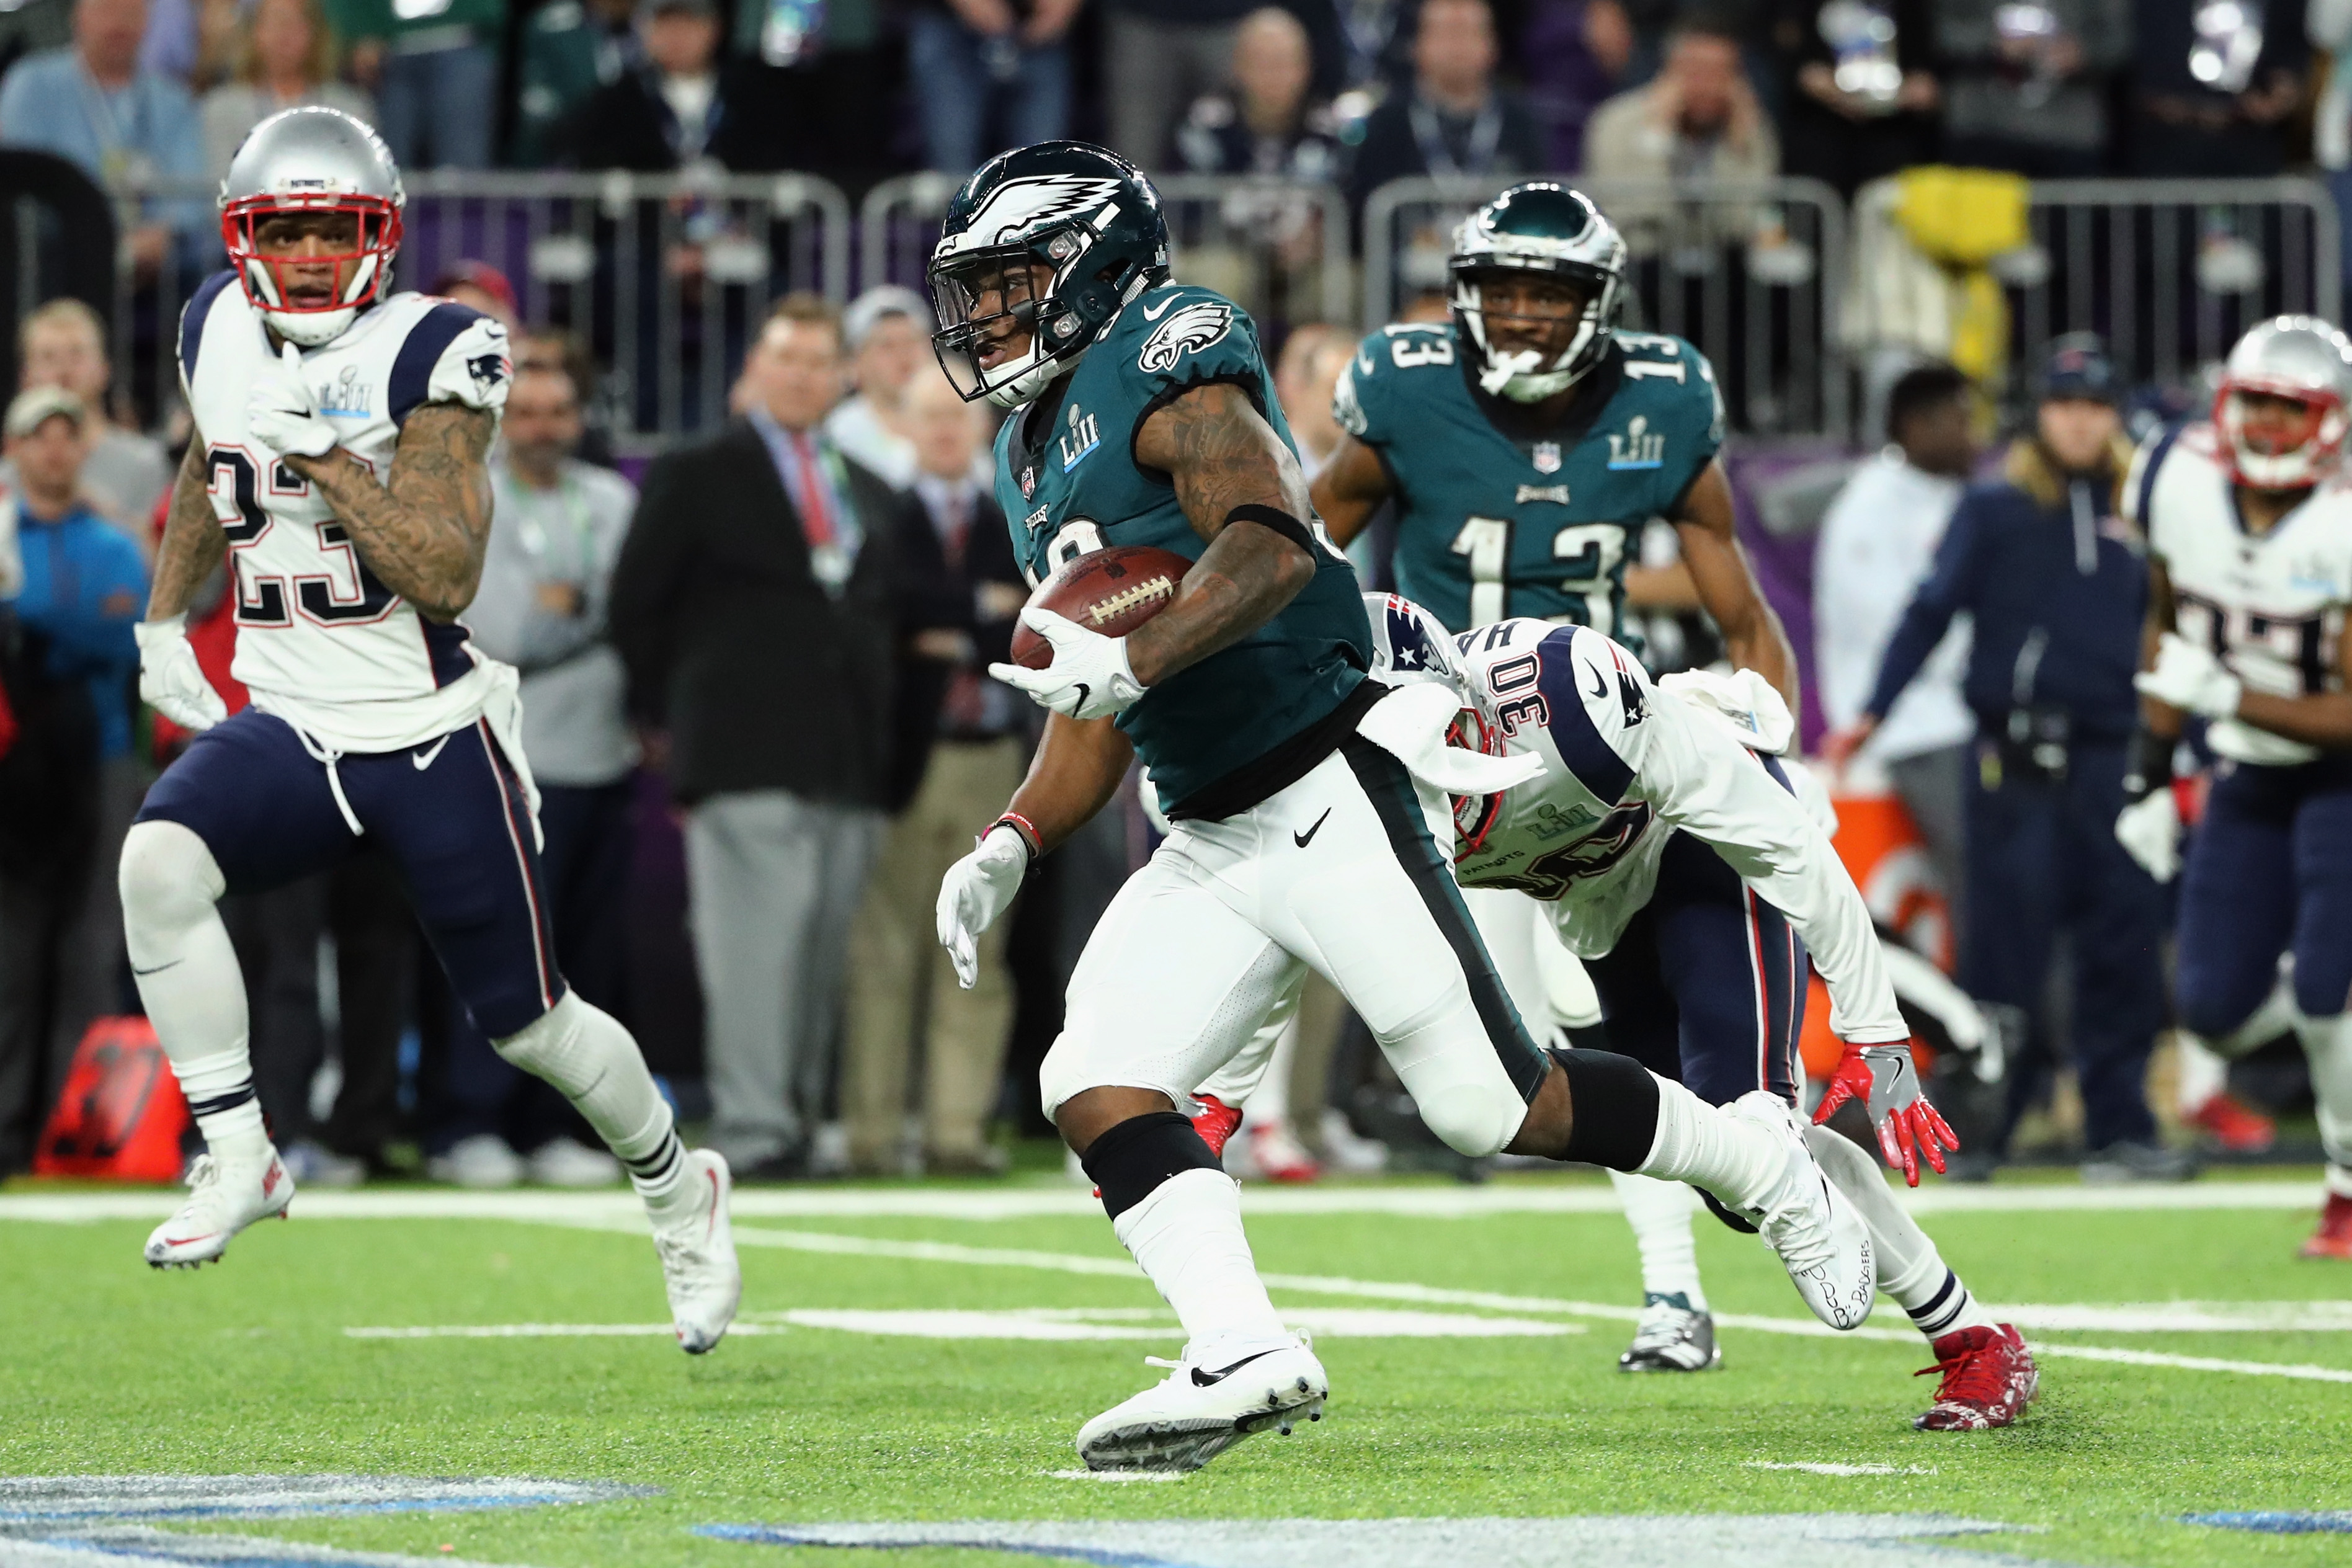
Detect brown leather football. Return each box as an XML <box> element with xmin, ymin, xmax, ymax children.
<box><xmin>1010</xmin><ymin>545</ymin><xmax>1193</xmax><ymax>669</ymax></box>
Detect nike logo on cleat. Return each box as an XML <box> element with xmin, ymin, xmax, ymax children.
<box><xmin>1293</xmin><ymin>809</ymin><xmax>1331</xmax><ymax>849</ymax></box>
<box><xmin>1191</xmin><ymin>1348</ymin><xmax>1281</xmax><ymax>1387</ymax></box>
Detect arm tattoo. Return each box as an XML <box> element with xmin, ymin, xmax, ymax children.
<box><xmin>148</xmin><ymin>433</ymin><xmax>226</xmax><ymax>620</ymax></box>
<box><xmin>286</xmin><ymin>402</ymin><xmax>496</xmax><ymax>621</ymax></box>
<box><xmin>1126</xmin><ymin>382</ymin><xmax>1317</xmax><ymax>686</ymax></box>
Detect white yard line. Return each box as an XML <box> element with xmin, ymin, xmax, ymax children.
<box><xmin>0</xmin><ymin>1178</ymin><xmax>2327</xmax><ymax>1225</ymax></box>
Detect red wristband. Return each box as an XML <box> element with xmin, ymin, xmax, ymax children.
<box><xmin>987</xmin><ymin>811</ymin><xmax>1042</xmax><ymax>862</ymax></box>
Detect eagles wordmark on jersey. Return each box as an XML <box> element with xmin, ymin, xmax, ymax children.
<box><xmin>1337</xmin><ymin>326</ymin><xmax>1725</xmax><ymax>635</ymax></box>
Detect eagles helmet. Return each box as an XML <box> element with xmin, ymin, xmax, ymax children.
<box><xmin>927</xmin><ymin>141</ymin><xmax>1170</xmax><ymax>409</ymax></box>
<box><xmin>220</xmin><ymin>105</ymin><xmax>405</xmax><ymax>347</ymax></box>
<box><xmin>1450</xmin><ymin>183</ymin><xmax>1628</xmax><ymax>403</ymax></box>
<box><xmin>2213</xmin><ymin>315</ymin><xmax>2352</xmax><ymax>490</ymax></box>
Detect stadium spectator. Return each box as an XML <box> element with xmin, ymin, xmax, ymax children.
<box><xmin>1176</xmin><ymin>8</ymin><xmax>1342</xmax><ymax>181</ymax></box>
<box><xmin>1344</xmin><ymin>0</ymin><xmax>1545</xmax><ymax>212</ymax></box>
<box><xmin>2127</xmin><ymin>0</ymin><xmax>2308</xmax><ymax>177</ymax></box>
<box><xmin>512</xmin><ymin>0</ymin><xmax>637</xmax><ymax>167</ymax></box>
<box><xmin>1272</xmin><ymin>322</ymin><xmax>1354</xmax><ymax>483</ymax></box>
<box><xmin>1519</xmin><ymin>0</ymin><xmax>1631</xmax><ymax>172</ymax></box>
<box><xmin>514</xmin><ymin>327</ymin><xmax>618</xmax><ymax>468</ymax></box>
<box><xmin>141</xmin><ymin>0</ymin><xmax>241</xmax><ymax>88</ymax></box>
<box><xmin>0</xmin><ymin>0</ymin><xmax>207</xmax><ymax>276</ymax></box>
<box><xmin>609</xmin><ymin>294</ymin><xmax>955</xmax><ymax>1179</ymax></box>
<box><xmin>560</xmin><ymin>0</ymin><xmax>772</xmax><ymax>171</ymax></box>
<box><xmin>429</xmin><ymin>361</ymin><xmax>636</xmax><ymax>1189</ymax></box>
<box><xmin>430</xmin><ymin>260</ymin><xmax>520</xmax><ymax>331</ymax></box>
<box><xmin>198</xmin><ymin>0</ymin><xmax>373</xmax><ymax>184</ymax></box>
<box><xmin>1931</xmin><ymin>0</ymin><xmax>2130</xmax><ymax>178</ymax></box>
<box><xmin>727</xmin><ymin>0</ymin><xmax>896</xmax><ymax>184</ymax></box>
<box><xmin>1582</xmin><ymin>17</ymin><xmax>1779</xmax><ymax>185</ymax></box>
<box><xmin>0</xmin><ymin>386</ymin><xmax>145</xmax><ymax>1177</ymax></box>
<box><xmin>824</xmin><ymin>286</ymin><xmax>930</xmax><ymax>489</ymax></box>
<box><xmin>4</xmin><ymin>299</ymin><xmax>171</xmax><ymax>551</ymax></box>
<box><xmin>1813</xmin><ymin>361</ymin><xmax>1977</xmax><ymax>916</ymax></box>
<box><xmin>327</xmin><ymin>0</ymin><xmax>502</xmax><ymax>169</ymax></box>
<box><xmin>1102</xmin><ymin>0</ymin><xmax>1262</xmax><ymax>169</ymax></box>
<box><xmin>840</xmin><ymin>369</ymin><xmax>1026</xmax><ymax>1177</ymax></box>
<box><xmin>903</xmin><ymin>0</ymin><xmax>1080</xmax><ymax>174</ymax></box>
<box><xmin>1829</xmin><ymin>336</ymin><xmax>2182</xmax><ymax>1182</ymax></box>
<box><xmin>1771</xmin><ymin>0</ymin><xmax>1937</xmax><ymax>194</ymax></box>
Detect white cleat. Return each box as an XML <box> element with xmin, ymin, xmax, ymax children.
<box><xmin>652</xmin><ymin>1149</ymin><xmax>740</xmax><ymax>1354</ymax></box>
<box><xmin>1727</xmin><ymin>1092</ymin><xmax>1876</xmax><ymax>1330</ymax></box>
<box><xmin>144</xmin><ymin>1149</ymin><xmax>295</xmax><ymax>1269</ymax></box>
<box><xmin>1076</xmin><ymin>1335</ymin><xmax>1329</xmax><ymax>1473</ymax></box>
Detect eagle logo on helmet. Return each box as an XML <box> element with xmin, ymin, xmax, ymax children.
<box><xmin>960</xmin><ymin>175</ymin><xmax>1125</xmax><ymax>251</ymax></box>
<box><xmin>1138</xmin><ymin>301</ymin><xmax>1234</xmax><ymax>374</ymax></box>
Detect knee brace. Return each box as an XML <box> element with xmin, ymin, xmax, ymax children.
<box><xmin>118</xmin><ymin>820</ymin><xmax>226</xmax><ymax>966</ymax></box>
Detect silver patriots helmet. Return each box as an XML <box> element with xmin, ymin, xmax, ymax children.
<box><xmin>220</xmin><ymin>106</ymin><xmax>405</xmax><ymax>348</ymax></box>
<box><xmin>2214</xmin><ymin>315</ymin><xmax>2352</xmax><ymax>490</ymax></box>
<box><xmin>1449</xmin><ymin>183</ymin><xmax>1628</xmax><ymax>403</ymax></box>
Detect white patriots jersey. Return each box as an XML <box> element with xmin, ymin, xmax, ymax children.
<box><xmin>1433</xmin><ymin>615</ymin><xmax>1906</xmax><ymax>1045</ymax></box>
<box><xmin>179</xmin><ymin>272</ymin><xmax>513</xmax><ymax>752</ymax></box>
<box><xmin>2129</xmin><ymin>422</ymin><xmax>2352</xmax><ymax>767</ymax></box>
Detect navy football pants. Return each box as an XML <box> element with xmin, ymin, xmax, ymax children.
<box><xmin>2175</xmin><ymin>754</ymin><xmax>2352</xmax><ymax>1033</ymax></box>
<box><xmin>137</xmin><ymin>709</ymin><xmax>566</xmax><ymax>1041</ymax></box>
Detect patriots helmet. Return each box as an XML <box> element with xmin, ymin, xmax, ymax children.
<box><xmin>1363</xmin><ymin>592</ymin><xmax>1510</xmax><ymax>850</ymax></box>
<box><xmin>220</xmin><ymin>105</ymin><xmax>405</xmax><ymax>348</ymax></box>
<box><xmin>2213</xmin><ymin>316</ymin><xmax>2352</xmax><ymax>490</ymax></box>
<box><xmin>1450</xmin><ymin>182</ymin><xmax>1628</xmax><ymax>403</ymax></box>
<box><xmin>927</xmin><ymin>141</ymin><xmax>1170</xmax><ymax>409</ymax></box>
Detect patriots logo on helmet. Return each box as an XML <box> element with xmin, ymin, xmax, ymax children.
<box><xmin>466</xmin><ymin>353</ymin><xmax>510</xmax><ymax>390</ymax></box>
<box><xmin>958</xmin><ymin>174</ymin><xmax>1125</xmax><ymax>251</ymax></box>
<box><xmin>1138</xmin><ymin>300</ymin><xmax>1234</xmax><ymax>374</ymax></box>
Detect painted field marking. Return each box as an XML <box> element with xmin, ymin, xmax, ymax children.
<box><xmin>344</xmin><ymin>1324</ymin><xmax>783</xmax><ymax>1340</ymax></box>
<box><xmin>0</xmin><ymin>1178</ymin><xmax>2327</xmax><ymax>1226</ymax></box>
<box><xmin>1744</xmin><ymin>1463</ymin><xmax>1937</xmax><ymax>1477</ymax></box>
<box><xmin>346</xmin><ymin>1307</ymin><xmax>1577</xmax><ymax>1343</ymax></box>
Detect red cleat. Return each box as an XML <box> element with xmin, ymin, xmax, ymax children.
<box><xmin>2301</xmin><ymin>1193</ymin><xmax>2352</xmax><ymax>1260</ymax></box>
<box><xmin>2182</xmin><ymin>1092</ymin><xmax>2277</xmax><ymax>1155</ymax></box>
<box><xmin>1913</xmin><ymin>1324</ymin><xmax>2038</xmax><ymax>1430</ymax></box>
<box><xmin>1192</xmin><ymin>1094</ymin><xmax>1244</xmax><ymax>1161</ymax></box>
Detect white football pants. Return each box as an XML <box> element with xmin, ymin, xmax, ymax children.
<box><xmin>1041</xmin><ymin>736</ymin><xmax>1549</xmax><ymax>1160</ymax></box>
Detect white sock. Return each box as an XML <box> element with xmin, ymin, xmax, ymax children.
<box><xmin>1112</xmin><ymin>1168</ymin><xmax>1290</xmax><ymax>1358</ymax></box>
<box><xmin>119</xmin><ymin>822</ymin><xmax>269</xmax><ymax>1160</ymax></box>
<box><xmin>492</xmin><ymin>992</ymin><xmax>687</xmax><ymax>1212</ymax></box>
<box><xmin>2174</xmin><ymin>1032</ymin><xmax>2229</xmax><ymax>1114</ymax></box>
<box><xmin>1607</xmin><ymin>1169</ymin><xmax>1706</xmax><ymax>1311</ymax></box>
<box><xmin>1807</xmin><ymin>1125</ymin><xmax>1994</xmax><ymax>1342</ymax></box>
<box><xmin>1634</xmin><ymin>1075</ymin><xmax>1786</xmax><ymax>1214</ymax></box>
<box><xmin>2298</xmin><ymin>1013</ymin><xmax>2352</xmax><ymax>1179</ymax></box>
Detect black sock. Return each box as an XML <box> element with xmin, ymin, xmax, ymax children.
<box><xmin>1079</xmin><ymin>1111</ymin><xmax>1221</xmax><ymax>1220</ymax></box>
<box><xmin>1553</xmin><ymin>1048</ymin><xmax>1662</xmax><ymax>1170</ymax></box>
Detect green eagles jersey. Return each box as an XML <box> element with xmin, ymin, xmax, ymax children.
<box><xmin>995</xmin><ymin>283</ymin><xmax>1371</xmax><ymax>813</ymax></box>
<box><xmin>1336</xmin><ymin>323</ymin><xmax>1725</xmax><ymax>635</ymax></box>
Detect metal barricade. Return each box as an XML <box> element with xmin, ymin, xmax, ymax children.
<box><xmin>858</xmin><ymin>171</ymin><xmax>1355</xmax><ymax>332</ymax></box>
<box><xmin>2008</xmin><ymin>178</ymin><xmax>2341</xmax><ymax>394</ymax></box>
<box><xmin>104</xmin><ymin>171</ymin><xmax>851</xmax><ymax>455</ymax></box>
<box><xmin>1361</xmin><ymin>174</ymin><xmax>1848</xmax><ymax>439</ymax></box>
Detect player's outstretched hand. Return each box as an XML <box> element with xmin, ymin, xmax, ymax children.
<box><xmin>989</xmin><ymin>608</ymin><xmax>1146</xmax><ymax>721</ymax></box>
<box><xmin>2134</xmin><ymin>631</ymin><xmax>2242</xmax><ymax>720</ymax></box>
<box><xmin>935</xmin><ymin>823</ymin><xmax>1029</xmax><ymax>989</ymax></box>
<box><xmin>134</xmin><ymin>614</ymin><xmax>228</xmax><ymax>732</ymax></box>
<box><xmin>245</xmin><ymin>341</ymin><xmax>340</xmax><ymax>460</ymax></box>
<box><xmin>2115</xmin><ymin>789</ymin><xmax>2183</xmax><ymax>883</ymax></box>
<box><xmin>1812</xmin><ymin>1039</ymin><xmax>1958</xmax><ymax>1187</ymax></box>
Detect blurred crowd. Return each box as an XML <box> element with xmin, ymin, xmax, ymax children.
<box><xmin>1</xmin><ymin>0</ymin><xmax>2348</xmax><ymax>200</ymax></box>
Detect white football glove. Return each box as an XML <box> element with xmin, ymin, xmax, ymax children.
<box><xmin>935</xmin><ymin>823</ymin><xmax>1030</xmax><ymax>989</ymax></box>
<box><xmin>244</xmin><ymin>341</ymin><xmax>339</xmax><ymax>460</ymax></box>
<box><xmin>2134</xmin><ymin>631</ymin><xmax>2242</xmax><ymax>720</ymax></box>
<box><xmin>2115</xmin><ymin>788</ymin><xmax>2183</xmax><ymax>883</ymax></box>
<box><xmin>988</xmin><ymin>607</ymin><xmax>1146</xmax><ymax>721</ymax></box>
<box><xmin>134</xmin><ymin>614</ymin><xmax>227</xmax><ymax>731</ymax></box>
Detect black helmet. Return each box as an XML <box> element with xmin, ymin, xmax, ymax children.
<box><xmin>927</xmin><ymin>141</ymin><xmax>1170</xmax><ymax>408</ymax></box>
<box><xmin>1448</xmin><ymin>183</ymin><xmax>1627</xmax><ymax>402</ymax></box>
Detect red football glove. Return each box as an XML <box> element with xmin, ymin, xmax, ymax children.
<box><xmin>1812</xmin><ymin>1040</ymin><xmax>1959</xmax><ymax>1186</ymax></box>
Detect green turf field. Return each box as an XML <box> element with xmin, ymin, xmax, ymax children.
<box><xmin>4</xmin><ymin>1169</ymin><xmax>2350</xmax><ymax>1568</ymax></box>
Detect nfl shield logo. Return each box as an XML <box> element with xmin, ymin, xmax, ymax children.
<box><xmin>1532</xmin><ymin>442</ymin><xmax>1562</xmax><ymax>474</ymax></box>
<box><xmin>1020</xmin><ymin>466</ymin><xmax>1036</xmax><ymax>498</ymax></box>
